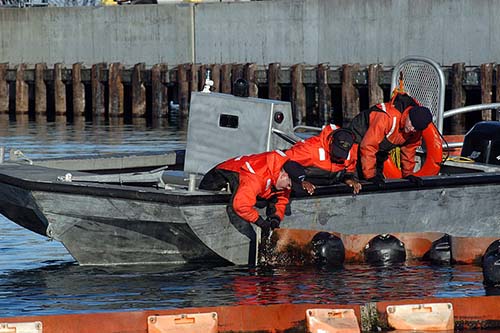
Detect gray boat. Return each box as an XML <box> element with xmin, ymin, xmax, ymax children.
<box><xmin>0</xmin><ymin>57</ymin><xmax>499</xmax><ymax>266</ymax></box>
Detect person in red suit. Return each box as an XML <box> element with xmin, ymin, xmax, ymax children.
<box><xmin>286</xmin><ymin>125</ymin><xmax>362</xmax><ymax>194</ymax></box>
<box><xmin>349</xmin><ymin>92</ymin><xmax>434</xmax><ymax>187</ymax></box>
<box><xmin>199</xmin><ymin>150</ymin><xmax>314</xmax><ymax>230</ymax></box>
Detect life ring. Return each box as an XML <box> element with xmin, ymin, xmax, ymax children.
<box><xmin>383</xmin><ymin>125</ymin><xmax>442</xmax><ymax>179</ymax></box>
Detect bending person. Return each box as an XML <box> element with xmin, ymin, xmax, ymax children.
<box><xmin>286</xmin><ymin>125</ymin><xmax>362</xmax><ymax>194</ymax></box>
<box><xmin>349</xmin><ymin>92</ymin><xmax>435</xmax><ymax>187</ymax></box>
<box><xmin>199</xmin><ymin>150</ymin><xmax>311</xmax><ymax>231</ymax></box>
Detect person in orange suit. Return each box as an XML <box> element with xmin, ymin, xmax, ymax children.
<box><xmin>199</xmin><ymin>150</ymin><xmax>314</xmax><ymax>230</ymax></box>
<box><xmin>349</xmin><ymin>92</ymin><xmax>434</xmax><ymax>187</ymax></box>
<box><xmin>286</xmin><ymin>125</ymin><xmax>362</xmax><ymax>194</ymax></box>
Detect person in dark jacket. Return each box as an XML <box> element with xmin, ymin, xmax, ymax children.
<box><xmin>349</xmin><ymin>92</ymin><xmax>434</xmax><ymax>187</ymax></box>
<box><xmin>199</xmin><ymin>150</ymin><xmax>314</xmax><ymax>230</ymax></box>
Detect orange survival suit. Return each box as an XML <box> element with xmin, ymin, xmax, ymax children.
<box><xmin>285</xmin><ymin>124</ymin><xmax>358</xmax><ymax>184</ymax></box>
<box><xmin>349</xmin><ymin>92</ymin><xmax>423</xmax><ymax>179</ymax></box>
<box><xmin>198</xmin><ymin>150</ymin><xmax>291</xmax><ymax>224</ymax></box>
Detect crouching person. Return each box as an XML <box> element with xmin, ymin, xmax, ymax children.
<box><xmin>199</xmin><ymin>150</ymin><xmax>311</xmax><ymax>232</ymax></box>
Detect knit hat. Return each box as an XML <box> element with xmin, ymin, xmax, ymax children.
<box><xmin>409</xmin><ymin>106</ymin><xmax>433</xmax><ymax>130</ymax></box>
<box><xmin>283</xmin><ymin>160</ymin><xmax>306</xmax><ymax>183</ymax></box>
<box><xmin>330</xmin><ymin>129</ymin><xmax>354</xmax><ymax>160</ymax></box>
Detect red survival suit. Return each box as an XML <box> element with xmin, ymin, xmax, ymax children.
<box><xmin>286</xmin><ymin>124</ymin><xmax>358</xmax><ymax>178</ymax></box>
<box><xmin>349</xmin><ymin>92</ymin><xmax>422</xmax><ymax>179</ymax></box>
<box><xmin>211</xmin><ymin>150</ymin><xmax>291</xmax><ymax>224</ymax></box>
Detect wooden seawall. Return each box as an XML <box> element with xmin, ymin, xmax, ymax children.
<box><xmin>0</xmin><ymin>62</ymin><xmax>498</xmax><ymax>133</ymax></box>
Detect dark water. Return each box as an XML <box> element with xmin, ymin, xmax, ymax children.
<box><xmin>0</xmin><ymin>119</ymin><xmax>497</xmax><ymax>318</ymax></box>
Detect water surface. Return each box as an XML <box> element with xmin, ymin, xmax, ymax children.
<box><xmin>0</xmin><ymin>119</ymin><xmax>497</xmax><ymax>318</ymax></box>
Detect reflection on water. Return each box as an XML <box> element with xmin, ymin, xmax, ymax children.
<box><xmin>0</xmin><ymin>120</ymin><xmax>499</xmax><ymax>317</ymax></box>
<box><xmin>0</xmin><ymin>261</ymin><xmax>495</xmax><ymax>317</ymax></box>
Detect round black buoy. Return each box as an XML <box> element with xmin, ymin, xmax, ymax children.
<box><xmin>311</xmin><ymin>232</ymin><xmax>345</xmax><ymax>267</ymax></box>
<box><xmin>482</xmin><ymin>239</ymin><xmax>500</xmax><ymax>286</ymax></box>
<box><xmin>364</xmin><ymin>234</ymin><xmax>406</xmax><ymax>265</ymax></box>
<box><xmin>423</xmin><ymin>234</ymin><xmax>452</xmax><ymax>264</ymax></box>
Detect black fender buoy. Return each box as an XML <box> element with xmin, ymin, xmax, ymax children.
<box><xmin>311</xmin><ymin>232</ymin><xmax>345</xmax><ymax>267</ymax></box>
<box><xmin>482</xmin><ymin>239</ymin><xmax>500</xmax><ymax>286</ymax></box>
<box><xmin>423</xmin><ymin>234</ymin><xmax>452</xmax><ymax>264</ymax></box>
<box><xmin>364</xmin><ymin>234</ymin><xmax>406</xmax><ymax>265</ymax></box>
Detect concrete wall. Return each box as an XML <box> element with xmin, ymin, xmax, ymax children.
<box><xmin>0</xmin><ymin>0</ymin><xmax>499</xmax><ymax>66</ymax></box>
<box><xmin>195</xmin><ymin>0</ymin><xmax>500</xmax><ymax>66</ymax></box>
<box><xmin>0</xmin><ymin>5</ymin><xmax>193</xmax><ymax>66</ymax></box>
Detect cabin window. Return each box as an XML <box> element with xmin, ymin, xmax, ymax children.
<box><xmin>219</xmin><ymin>114</ymin><xmax>239</xmax><ymax>129</ymax></box>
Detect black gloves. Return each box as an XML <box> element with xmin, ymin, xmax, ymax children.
<box><xmin>254</xmin><ymin>215</ymin><xmax>280</xmax><ymax>230</ymax></box>
<box><xmin>367</xmin><ymin>174</ymin><xmax>385</xmax><ymax>188</ymax></box>
<box><xmin>404</xmin><ymin>174</ymin><xmax>424</xmax><ymax>187</ymax></box>
<box><xmin>267</xmin><ymin>215</ymin><xmax>281</xmax><ymax>229</ymax></box>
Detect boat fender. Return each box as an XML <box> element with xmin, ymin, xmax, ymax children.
<box><xmin>311</xmin><ymin>232</ymin><xmax>345</xmax><ymax>267</ymax></box>
<box><xmin>423</xmin><ymin>234</ymin><xmax>452</xmax><ymax>265</ymax></box>
<box><xmin>383</xmin><ymin>124</ymin><xmax>443</xmax><ymax>179</ymax></box>
<box><xmin>364</xmin><ymin>234</ymin><xmax>406</xmax><ymax>265</ymax></box>
<box><xmin>482</xmin><ymin>240</ymin><xmax>500</xmax><ymax>286</ymax></box>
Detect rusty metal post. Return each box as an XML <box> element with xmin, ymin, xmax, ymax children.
<box><xmin>54</xmin><ymin>63</ymin><xmax>66</xmax><ymax>119</ymax></box>
<box><xmin>244</xmin><ymin>63</ymin><xmax>258</xmax><ymax>97</ymax></box>
<box><xmin>72</xmin><ymin>63</ymin><xmax>85</xmax><ymax>119</ymax></box>
<box><xmin>341</xmin><ymin>63</ymin><xmax>360</xmax><ymax>126</ymax></box>
<box><xmin>34</xmin><ymin>63</ymin><xmax>47</xmax><ymax>119</ymax></box>
<box><xmin>368</xmin><ymin>64</ymin><xmax>384</xmax><ymax>107</ymax></box>
<box><xmin>220</xmin><ymin>64</ymin><xmax>232</xmax><ymax>94</ymax></box>
<box><xmin>151</xmin><ymin>63</ymin><xmax>168</xmax><ymax>118</ymax></box>
<box><xmin>91</xmin><ymin>63</ymin><xmax>107</xmax><ymax>118</ymax></box>
<box><xmin>210</xmin><ymin>64</ymin><xmax>220</xmax><ymax>93</ymax></box>
<box><xmin>480</xmin><ymin>63</ymin><xmax>493</xmax><ymax>121</ymax></box>
<box><xmin>132</xmin><ymin>63</ymin><xmax>146</xmax><ymax>118</ymax></box>
<box><xmin>0</xmin><ymin>63</ymin><xmax>8</xmax><ymax>114</ymax></box>
<box><xmin>317</xmin><ymin>63</ymin><xmax>331</xmax><ymax>125</ymax></box>
<box><xmin>15</xmin><ymin>64</ymin><xmax>29</xmax><ymax>118</ymax></box>
<box><xmin>291</xmin><ymin>63</ymin><xmax>306</xmax><ymax>125</ymax></box>
<box><xmin>177</xmin><ymin>64</ymin><xmax>189</xmax><ymax>117</ymax></box>
<box><xmin>108</xmin><ymin>62</ymin><xmax>124</xmax><ymax>117</ymax></box>
<box><xmin>450</xmin><ymin>63</ymin><xmax>466</xmax><ymax>134</ymax></box>
<box><xmin>268</xmin><ymin>63</ymin><xmax>281</xmax><ymax>101</ymax></box>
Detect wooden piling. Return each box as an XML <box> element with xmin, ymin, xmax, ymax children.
<box><xmin>108</xmin><ymin>62</ymin><xmax>124</xmax><ymax>117</ymax></box>
<box><xmin>480</xmin><ymin>63</ymin><xmax>493</xmax><ymax>121</ymax></box>
<box><xmin>0</xmin><ymin>63</ymin><xmax>8</xmax><ymax>114</ymax></box>
<box><xmin>244</xmin><ymin>63</ymin><xmax>258</xmax><ymax>97</ymax></box>
<box><xmin>291</xmin><ymin>63</ymin><xmax>306</xmax><ymax>125</ymax></box>
<box><xmin>450</xmin><ymin>63</ymin><xmax>466</xmax><ymax>134</ymax></box>
<box><xmin>177</xmin><ymin>63</ymin><xmax>189</xmax><ymax>117</ymax></box>
<box><xmin>72</xmin><ymin>63</ymin><xmax>85</xmax><ymax>118</ymax></box>
<box><xmin>189</xmin><ymin>63</ymin><xmax>200</xmax><ymax>95</ymax></box>
<box><xmin>15</xmin><ymin>64</ymin><xmax>29</xmax><ymax>116</ymax></box>
<box><xmin>54</xmin><ymin>63</ymin><xmax>66</xmax><ymax>118</ymax></box>
<box><xmin>368</xmin><ymin>64</ymin><xmax>384</xmax><ymax>107</ymax></box>
<box><xmin>151</xmin><ymin>63</ymin><xmax>168</xmax><ymax>118</ymax></box>
<box><xmin>210</xmin><ymin>64</ymin><xmax>221</xmax><ymax>93</ymax></box>
<box><xmin>132</xmin><ymin>63</ymin><xmax>146</xmax><ymax>118</ymax></box>
<box><xmin>317</xmin><ymin>63</ymin><xmax>331</xmax><ymax>125</ymax></box>
<box><xmin>497</xmin><ymin>64</ymin><xmax>500</xmax><ymax>121</ymax></box>
<box><xmin>34</xmin><ymin>63</ymin><xmax>47</xmax><ymax>119</ymax></box>
<box><xmin>268</xmin><ymin>63</ymin><xmax>281</xmax><ymax>100</ymax></box>
<box><xmin>220</xmin><ymin>64</ymin><xmax>232</xmax><ymax>94</ymax></box>
<box><xmin>91</xmin><ymin>63</ymin><xmax>107</xmax><ymax>118</ymax></box>
<box><xmin>341</xmin><ymin>63</ymin><xmax>360</xmax><ymax>125</ymax></box>
<box><xmin>231</xmin><ymin>64</ymin><xmax>244</xmax><ymax>84</ymax></box>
